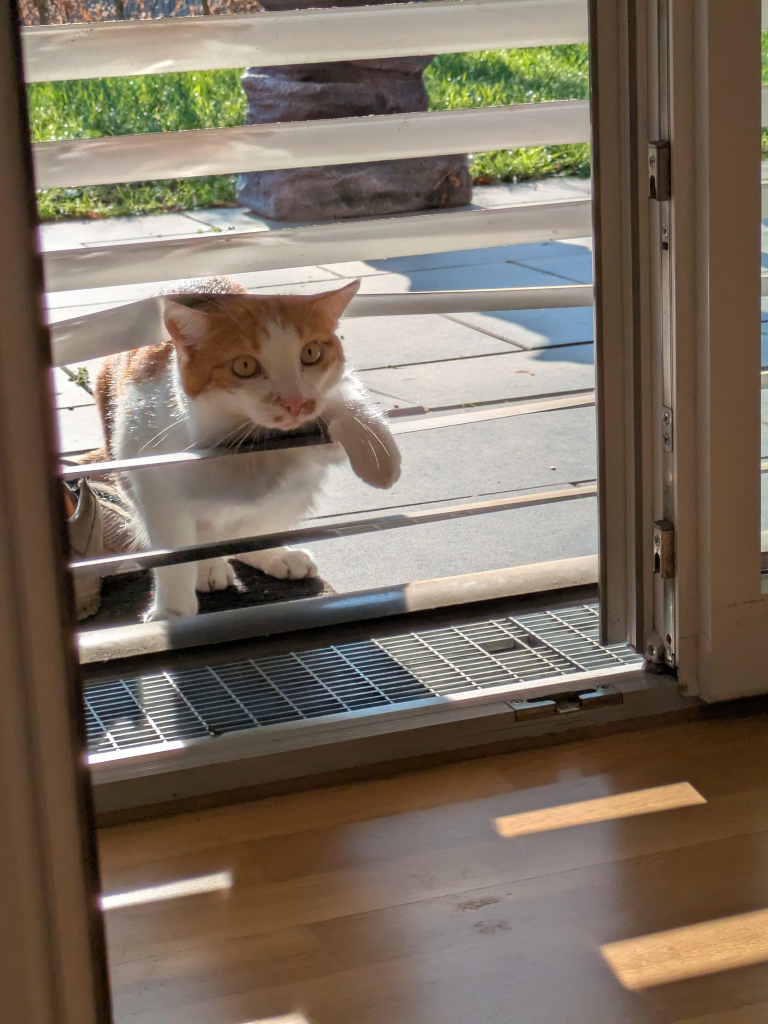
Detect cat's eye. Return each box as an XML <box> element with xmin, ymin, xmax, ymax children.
<box><xmin>301</xmin><ymin>341</ymin><xmax>323</xmax><ymax>366</ymax></box>
<box><xmin>231</xmin><ymin>355</ymin><xmax>260</xmax><ymax>378</ymax></box>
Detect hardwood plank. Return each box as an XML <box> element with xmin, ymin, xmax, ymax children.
<box><xmin>308</xmin><ymin>830</ymin><xmax>768</xmax><ymax>1022</ymax></box>
<box><xmin>103</xmin><ymin>781</ymin><xmax>768</xmax><ymax>963</ymax></box>
<box><xmin>99</xmin><ymin>716</ymin><xmax>768</xmax><ymax>885</ymax></box>
<box><xmin>109</xmin><ymin>829</ymin><xmax>768</xmax><ymax>1024</ymax></box>
<box><xmin>97</xmin><ymin>758</ymin><xmax>512</xmax><ymax>874</ymax></box>
<box><xmin>675</xmin><ymin>1003</ymin><xmax>768</xmax><ymax>1023</ymax></box>
<box><xmin>98</xmin><ymin>713</ymin><xmax>768</xmax><ymax>1024</ymax></box>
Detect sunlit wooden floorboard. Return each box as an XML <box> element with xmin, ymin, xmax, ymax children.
<box><xmin>98</xmin><ymin>713</ymin><xmax>768</xmax><ymax>1024</ymax></box>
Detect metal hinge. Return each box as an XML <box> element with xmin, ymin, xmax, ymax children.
<box><xmin>507</xmin><ymin>684</ymin><xmax>623</xmax><ymax>721</ymax></box>
<box><xmin>648</xmin><ymin>140</ymin><xmax>671</xmax><ymax>201</ymax></box>
<box><xmin>653</xmin><ymin>519</ymin><xmax>676</xmax><ymax>579</ymax></box>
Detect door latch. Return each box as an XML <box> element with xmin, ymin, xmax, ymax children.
<box><xmin>648</xmin><ymin>141</ymin><xmax>671</xmax><ymax>201</ymax></box>
<box><xmin>508</xmin><ymin>684</ymin><xmax>623</xmax><ymax>721</ymax></box>
<box><xmin>653</xmin><ymin>519</ymin><xmax>676</xmax><ymax>578</ymax></box>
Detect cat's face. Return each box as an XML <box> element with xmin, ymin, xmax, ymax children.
<box><xmin>163</xmin><ymin>282</ymin><xmax>359</xmax><ymax>431</ymax></box>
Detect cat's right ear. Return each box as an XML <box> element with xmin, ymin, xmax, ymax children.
<box><xmin>163</xmin><ymin>298</ymin><xmax>212</xmax><ymax>356</ymax></box>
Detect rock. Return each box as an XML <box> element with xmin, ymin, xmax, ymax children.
<box><xmin>237</xmin><ymin>56</ymin><xmax>471</xmax><ymax>221</ymax></box>
<box><xmin>237</xmin><ymin>155</ymin><xmax>472</xmax><ymax>222</ymax></box>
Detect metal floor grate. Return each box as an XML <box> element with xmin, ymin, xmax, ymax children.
<box><xmin>85</xmin><ymin>603</ymin><xmax>642</xmax><ymax>756</ymax></box>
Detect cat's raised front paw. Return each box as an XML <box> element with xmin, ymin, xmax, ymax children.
<box><xmin>196</xmin><ymin>557</ymin><xmax>236</xmax><ymax>593</ymax></box>
<box><xmin>327</xmin><ymin>416</ymin><xmax>401</xmax><ymax>490</ymax></box>
<box><xmin>236</xmin><ymin>546</ymin><xmax>318</xmax><ymax>580</ymax></box>
<box><xmin>144</xmin><ymin>597</ymin><xmax>199</xmax><ymax>622</ymax></box>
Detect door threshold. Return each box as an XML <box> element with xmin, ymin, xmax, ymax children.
<box><xmin>86</xmin><ymin>600</ymin><xmax>695</xmax><ymax>819</ymax></box>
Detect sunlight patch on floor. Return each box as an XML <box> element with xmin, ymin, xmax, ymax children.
<box><xmin>602</xmin><ymin>907</ymin><xmax>768</xmax><ymax>990</ymax></box>
<box><xmin>100</xmin><ymin>870</ymin><xmax>232</xmax><ymax>910</ymax></box>
<box><xmin>494</xmin><ymin>782</ymin><xmax>705</xmax><ymax>838</ymax></box>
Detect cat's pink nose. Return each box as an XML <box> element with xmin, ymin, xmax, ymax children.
<box><xmin>279</xmin><ymin>395</ymin><xmax>305</xmax><ymax>417</ymax></box>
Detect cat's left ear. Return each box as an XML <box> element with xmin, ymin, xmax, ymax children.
<box><xmin>163</xmin><ymin>298</ymin><xmax>214</xmax><ymax>355</ymax></box>
<box><xmin>310</xmin><ymin>280</ymin><xmax>361</xmax><ymax>325</ymax></box>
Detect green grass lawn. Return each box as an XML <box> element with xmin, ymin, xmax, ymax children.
<box><xmin>29</xmin><ymin>44</ymin><xmax>590</xmax><ymax>221</ymax></box>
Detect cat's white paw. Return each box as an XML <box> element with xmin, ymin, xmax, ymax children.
<box><xmin>328</xmin><ymin>416</ymin><xmax>401</xmax><ymax>489</ymax></box>
<box><xmin>196</xmin><ymin>557</ymin><xmax>236</xmax><ymax>593</ymax></box>
<box><xmin>237</xmin><ymin>546</ymin><xmax>319</xmax><ymax>580</ymax></box>
<box><xmin>144</xmin><ymin>595</ymin><xmax>199</xmax><ymax>622</ymax></box>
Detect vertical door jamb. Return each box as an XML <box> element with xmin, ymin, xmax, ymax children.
<box><xmin>669</xmin><ymin>0</ymin><xmax>767</xmax><ymax>700</ymax></box>
<box><xmin>0</xmin><ymin>4</ymin><xmax>112</xmax><ymax>1022</ymax></box>
<box><xmin>590</xmin><ymin>0</ymin><xmax>654</xmax><ymax>650</ymax></box>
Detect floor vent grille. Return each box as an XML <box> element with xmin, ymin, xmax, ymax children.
<box><xmin>85</xmin><ymin>603</ymin><xmax>642</xmax><ymax>755</ymax></box>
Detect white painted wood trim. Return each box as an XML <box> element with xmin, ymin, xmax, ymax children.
<box><xmin>588</xmin><ymin>0</ymin><xmax>653</xmax><ymax>647</ymax></box>
<box><xmin>672</xmin><ymin>1</ymin><xmax>768</xmax><ymax>700</ymax></box>
<box><xmin>49</xmin><ymin>283</ymin><xmax>593</xmax><ymax>365</ymax></box>
<box><xmin>33</xmin><ymin>100</ymin><xmax>591</xmax><ymax>189</ymax></box>
<box><xmin>43</xmin><ymin>197</ymin><xmax>592</xmax><ymax>292</ymax></box>
<box><xmin>22</xmin><ymin>0</ymin><xmax>588</xmax><ymax>83</ymax></box>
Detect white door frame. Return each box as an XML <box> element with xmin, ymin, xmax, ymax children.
<box><xmin>597</xmin><ymin>0</ymin><xmax>768</xmax><ymax>701</ymax></box>
<box><xmin>667</xmin><ymin>0</ymin><xmax>765</xmax><ymax>700</ymax></box>
<box><xmin>590</xmin><ymin>0</ymin><xmax>655</xmax><ymax>649</ymax></box>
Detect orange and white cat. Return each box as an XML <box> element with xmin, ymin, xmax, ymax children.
<box><xmin>95</xmin><ymin>277</ymin><xmax>400</xmax><ymax>621</ymax></box>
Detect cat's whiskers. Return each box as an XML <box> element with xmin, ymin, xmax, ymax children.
<box><xmin>139</xmin><ymin>417</ymin><xmax>183</xmax><ymax>453</ymax></box>
<box><xmin>229</xmin><ymin>421</ymin><xmax>255</xmax><ymax>454</ymax></box>
<box><xmin>178</xmin><ymin>419</ymin><xmax>248</xmax><ymax>453</ymax></box>
<box><xmin>214</xmin><ymin>420</ymin><xmax>252</xmax><ymax>451</ymax></box>
<box><xmin>352</xmin><ymin>414</ymin><xmax>388</xmax><ymax>470</ymax></box>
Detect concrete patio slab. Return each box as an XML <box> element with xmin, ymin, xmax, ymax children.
<box><xmin>56</xmin><ymin>404</ymin><xmax>103</xmax><ymax>453</ymax></box>
<box><xmin>313</xmin><ymin>495</ymin><xmax>597</xmax><ymax>593</ymax></box>
<box><xmin>446</xmin><ymin>306</ymin><xmax>595</xmax><ymax>349</ymax></box>
<box><xmin>39</xmin><ymin>212</ymin><xmax>218</xmax><ymax>252</ymax></box>
<box><xmin>181</xmin><ymin>207</ymin><xmax>273</xmax><ymax>232</ymax></box>
<box><xmin>360</xmin><ymin>343</ymin><xmax>594</xmax><ymax>408</ymax></box>
<box><xmin>345</xmin><ymin>259</ymin><xmax>579</xmax><ymax>297</ymax></box>
<box><xmin>44</xmin><ymin>265</ymin><xmax>341</xmax><ymax>312</ymax></box>
<box><xmin>470</xmin><ymin>178</ymin><xmax>592</xmax><ymax>208</ymax></box>
<box><xmin>510</xmin><ymin>252</ymin><xmax>594</xmax><ymax>284</ymax></box>
<box><xmin>337</xmin><ymin>314</ymin><xmax>520</xmax><ymax>371</ymax></box>
<box><xmin>51</xmin><ymin>368</ymin><xmax>94</xmax><ymax>410</ymax></box>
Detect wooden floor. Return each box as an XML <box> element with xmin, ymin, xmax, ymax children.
<box><xmin>98</xmin><ymin>713</ymin><xmax>768</xmax><ymax>1024</ymax></box>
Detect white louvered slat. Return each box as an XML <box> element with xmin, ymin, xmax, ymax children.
<box><xmin>43</xmin><ymin>197</ymin><xmax>592</xmax><ymax>293</ymax></box>
<box><xmin>33</xmin><ymin>101</ymin><xmax>590</xmax><ymax>190</ymax></box>
<box><xmin>49</xmin><ymin>284</ymin><xmax>593</xmax><ymax>366</ymax></box>
<box><xmin>22</xmin><ymin>0</ymin><xmax>588</xmax><ymax>84</ymax></box>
